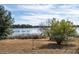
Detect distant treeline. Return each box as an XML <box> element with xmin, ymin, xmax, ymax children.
<box><xmin>12</xmin><ymin>24</ymin><xmax>79</xmax><ymax>28</ymax></box>
<box><xmin>73</xmin><ymin>25</ymin><xmax>79</xmax><ymax>27</ymax></box>
<box><xmin>12</xmin><ymin>24</ymin><xmax>50</xmax><ymax>28</ymax></box>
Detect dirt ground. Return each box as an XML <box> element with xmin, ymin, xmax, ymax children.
<box><xmin>0</xmin><ymin>38</ymin><xmax>79</xmax><ymax>54</ymax></box>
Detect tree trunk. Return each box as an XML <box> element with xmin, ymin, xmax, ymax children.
<box><xmin>57</xmin><ymin>41</ymin><xmax>62</xmax><ymax>45</ymax></box>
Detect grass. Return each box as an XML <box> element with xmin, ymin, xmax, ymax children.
<box><xmin>8</xmin><ymin>34</ymin><xmax>46</xmax><ymax>39</ymax></box>
<box><xmin>0</xmin><ymin>38</ymin><xmax>78</xmax><ymax>53</ymax></box>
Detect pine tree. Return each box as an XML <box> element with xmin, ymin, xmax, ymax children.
<box><xmin>0</xmin><ymin>5</ymin><xmax>14</xmax><ymax>39</ymax></box>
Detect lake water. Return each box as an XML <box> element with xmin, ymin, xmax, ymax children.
<box><xmin>11</xmin><ymin>28</ymin><xmax>79</xmax><ymax>36</ymax></box>
<box><xmin>11</xmin><ymin>28</ymin><xmax>42</xmax><ymax>36</ymax></box>
<box><xmin>76</xmin><ymin>28</ymin><xmax>79</xmax><ymax>35</ymax></box>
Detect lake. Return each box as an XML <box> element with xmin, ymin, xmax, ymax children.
<box><xmin>11</xmin><ymin>28</ymin><xmax>79</xmax><ymax>36</ymax></box>
<box><xmin>11</xmin><ymin>28</ymin><xmax>42</xmax><ymax>36</ymax></box>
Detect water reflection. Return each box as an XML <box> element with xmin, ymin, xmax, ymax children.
<box><xmin>12</xmin><ymin>28</ymin><xmax>42</xmax><ymax>36</ymax></box>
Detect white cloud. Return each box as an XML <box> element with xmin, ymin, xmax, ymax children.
<box><xmin>14</xmin><ymin>14</ymin><xmax>66</xmax><ymax>25</ymax></box>
<box><xmin>3</xmin><ymin>4</ymin><xmax>79</xmax><ymax>25</ymax></box>
<box><xmin>17</xmin><ymin>4</ymin><xmax>52</xmax><ymax>11</ymax></box>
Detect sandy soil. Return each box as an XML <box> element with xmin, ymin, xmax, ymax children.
<box><xmin>0</xmin><ymin>38</ymin><xmax>78</xmax><ymax>54</ymax></box>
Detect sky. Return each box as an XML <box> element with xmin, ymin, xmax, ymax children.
<box><xmin>3</xmin><ymin>4</ymin><xmax>79</xmax><ymax>25</ymax></box>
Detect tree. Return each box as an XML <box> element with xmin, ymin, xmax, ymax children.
<box><xmin>44</xmin><ymin>18</ymin><xmax>76</xmax><ymax>45</ymax></box>
<box><xmin>0</xmin><ymin>5</ymin><xmax>14</xmax><ymax>39</ymax></box>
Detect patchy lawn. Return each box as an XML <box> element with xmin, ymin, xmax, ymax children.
<box><xmin>0</xmin><ymin>38</ymin><xmax>79</xmax><ymax>54</ymax></box>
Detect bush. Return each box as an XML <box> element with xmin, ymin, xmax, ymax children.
<box><xmin>44</xmin><ymin>18</ymin><xmax>76</xmax><ymax>45</ymax></box>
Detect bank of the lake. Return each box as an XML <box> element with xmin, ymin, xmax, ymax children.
<box><xmin>0</xmin><ymin>38</ymin><xmax>79</xmax><ymax>53</ymax></box>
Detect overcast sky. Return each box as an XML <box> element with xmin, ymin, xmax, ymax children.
<box><xmin>3</xmin><ymin>4</ymin><xmax>79</xmax><ymax>25</ymax></box>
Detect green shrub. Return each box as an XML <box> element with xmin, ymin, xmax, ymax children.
<box><xmin>44</xmin><ymin>18</ymin><xmax>76</xmax><ymax>45</ymax></box>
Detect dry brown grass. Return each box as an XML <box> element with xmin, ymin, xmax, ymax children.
<box><xmin>0</xmin><ymin>38</ymin><xmax>79</xmax><ymax>54</ymax></box>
